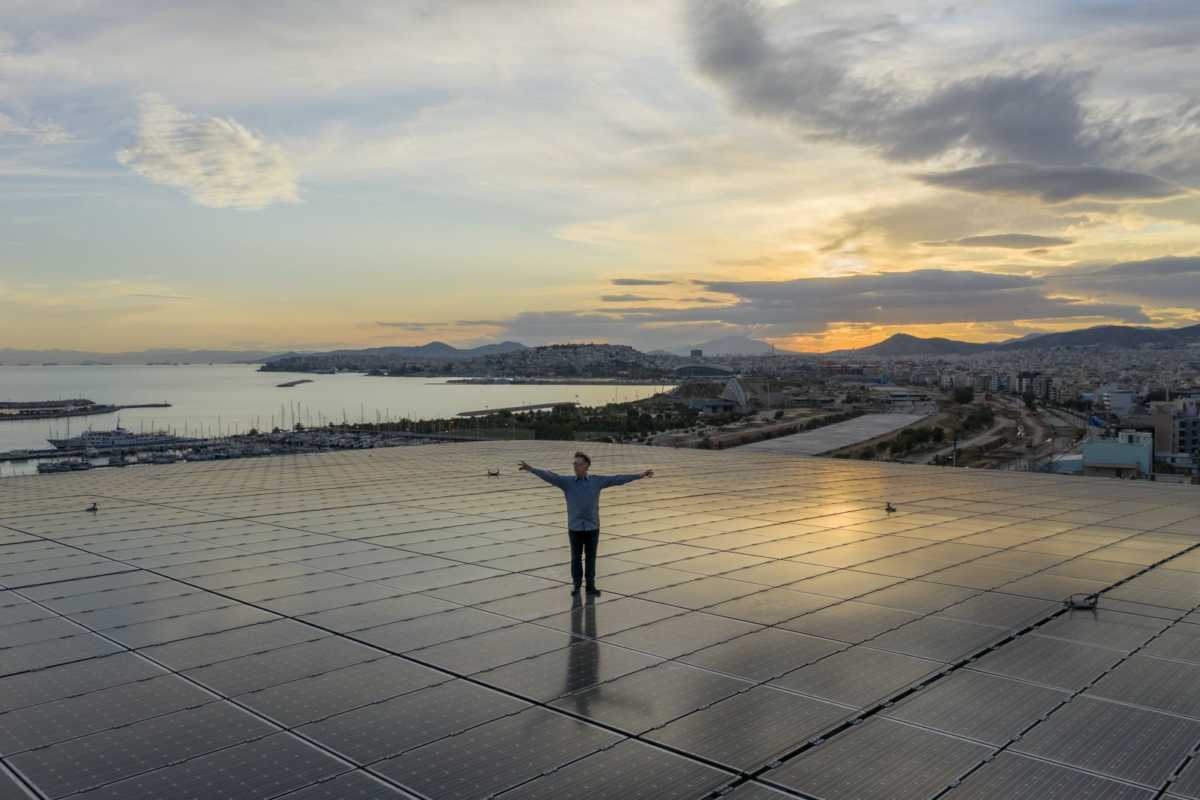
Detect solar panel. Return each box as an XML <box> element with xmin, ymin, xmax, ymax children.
<box><xmin>1011</xmin><ymin>695</ymin><xmax>1200</xmax><ymax>786</ymax></box>
<box><xmin>374</xmin><ymin>707</ymin><xmax>621</xmax><ymax>799</ymax></box>
<box><xmin>494</xmin><ymin>738</ymin><xmax>734</xmax><ymax>800</ymax></box>
<box><xmin>645</xmin><ymin>685</ymin><xmax>851</xmax><ymax>770</ymax></box>
<box><xmin>7</xmin><ymin>702</ymin><xmax>273</xmax><ymax>797</ymax></box>
<box><xmin>770</xmin><ymin>645</ymin><xmax>943</xmax><ymax>708</ymax></box>
<box><xmin>2</xmin><ymin>440</ymin><xmax>1199</xmax><ymax>798</ymax></box>
<box><xmin>881</xmin><ymin>669</ymin><xmax>1067</xmax><ymax>745</ymax></box>
<box><xmin>68</xmin><ymin>733</ymin><xmax>347</xmax><ymax>800</ymax></box>
<box><xmin>942</xmin><ymin>752</ymin><xmax>1154</xmax><ymax>799</ymax></box>
<box><xmin>272</xmin><ymin>771</ymin><xmax>415</xmax><ymax>799</ymax></box>
<box><xmin>762</xmin><ymin>717</ymin><xmax>992</xmax><ymax>800</ymax></box>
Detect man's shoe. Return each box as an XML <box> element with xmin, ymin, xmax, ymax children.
<box><xmin>585</xmin><ymin>585</ymin><xmax>601</xmax><ymax>596</ymax></box>
<box><xmin>571</xmin><ymin>585</ymin><xmax>581</xmax><ymax>596</ymax></box>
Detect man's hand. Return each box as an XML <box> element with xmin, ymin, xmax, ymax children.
<box><xmin>518</xmin><ymin>460</ymin><xmax>531</xmax><ymax>471</ymax></box>
<box><xmin>641</xmin><ymin>469</ymin><xmax>654</xmax><ymax>478</ymax></box>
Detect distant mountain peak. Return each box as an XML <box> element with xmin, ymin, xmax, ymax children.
<box><xmin>680</xmin><ymin>335</ymin><xmax>794</xmax><ymax>356</ymax></box>
<box><xmin>848</xmin><ymin>323</ymin><xmax>1200</xmax><ymax>356</ymax></box>
<box><xmin>852</xmin><ymin>333</ymin><xmax>988</xmax><ymax>356</ymax></box>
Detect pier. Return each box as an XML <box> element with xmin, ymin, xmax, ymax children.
<box><xmin>456</xmin><ymin>401</ymin><xmax>577</xmax><ymax>417</ymax></box>
<box><xmin>0</xmin><ymin>399</ymin><xmax>170</xmax><ymax>421</ymax></box>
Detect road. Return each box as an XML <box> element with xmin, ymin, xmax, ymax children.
<box><xmin>911</xmin><ymin>417</ymin><xmax>1011</xmax><ymax>465</ymax></box>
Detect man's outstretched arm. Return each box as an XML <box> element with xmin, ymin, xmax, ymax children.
<box><xmin>518</xmin><ymin>460</ymin><xmax>568</xmax><ymax>487</ymax></box>
<box><xmin>599</xmin><ymin>469</ymin><xmax>654</xmax><ymax>487</ymax></box>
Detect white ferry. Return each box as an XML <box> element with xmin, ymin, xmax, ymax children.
<box><xmin>47</xmin><ymin>426</ymin><xmax>190</xmax><ymax>451</ymax></box>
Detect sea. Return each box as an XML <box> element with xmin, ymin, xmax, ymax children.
<box><xmin>0</xmin><ymin>365</ymin><xmax>670</xmax><ymax>475</ymax></box>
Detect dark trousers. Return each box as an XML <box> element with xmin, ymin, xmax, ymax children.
<box><xmin>569</xmin><ymin>528</ymin><xmax>600</xmax><ymax>587</ymax></box>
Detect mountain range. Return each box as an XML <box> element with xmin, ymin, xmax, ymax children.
<box><xmin>656</xmin><ymin>336</ymin><xmax>803</xmax><ymax>356</ymax></box>
<box><xmin>7</xmin><ymin>323</ymin><xmax>1199</xmax><ymax>367</ymax></box>
<box><xmin>850</xmin><ymin>324</ymin><xmax>1200</xmax><ymax>356</ymax></box>
<box><xmin>302</xmin><ymin>341</ymin><xmax>527</xmax><ymax>360</ymax></box>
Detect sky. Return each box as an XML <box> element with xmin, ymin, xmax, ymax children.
<box><xmin>2</xmin><ymin>0</ymin><xmax>1199</xmax><ymax>354</ymax></box>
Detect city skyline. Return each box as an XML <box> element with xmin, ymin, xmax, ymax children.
<box><xmin>3</xmin><ymin>0</ymin><xmax>1198</xmax><ymax>353</ymax></box>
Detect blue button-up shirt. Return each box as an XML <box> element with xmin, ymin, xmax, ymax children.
<box><xmin>527</xmin><ymin>467</ymin><xmax>644</xmax><ymax>531</ymax></box>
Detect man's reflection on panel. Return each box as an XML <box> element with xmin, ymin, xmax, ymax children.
<box><xmin>563</xmin><ymin>594</ymin><xmax>600</xmax><ymax>713</ymax></box>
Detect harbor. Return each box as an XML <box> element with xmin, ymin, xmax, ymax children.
<box><xmin>1</xmin><ymin>426</ymin><xmax>480</xmax><ymax>477</ymax></box>
<box><xmin>0</xmin><ymin>365</ymin><xmax>668</xmax><ymax>477</ymax></box>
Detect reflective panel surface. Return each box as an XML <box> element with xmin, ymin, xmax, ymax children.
<box><xmin>1</xmin><ymin>441</ymin><xmax>1199</xmax><ymax>798</ymax></box>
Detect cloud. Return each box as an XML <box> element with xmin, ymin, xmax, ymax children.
<box><xmin>821</xmin><ymin>193</ymin><xmax>1095</xmax><ymax>252</ymax></box>
<box><xmin>376</xmin><ymin>321</ymin><xmax>435</xmax><ymax>330</ymax></box>
<box><xmin>919</xmin><ymin>163</ymin><xmax>1189</xmax><ymax>203</ymax></box>
<box><xmin>1054</xmin><ymin>255</ymin><xmax>1200</xmax><ymax>305</ymax></box>
<box><xmin>0</xmin><ymin>112</ymin><xmax>72</xmax><ymax>144</ymax></box>
<box><xmin>611</xmin><ymin>278</ymin><xmax>674</xmax><ymax>286</ymax></box>
<box><xmin>116</xmin><ymin>94</ymin><xmax>299</xmax><ymax>209</ymax></box>
<box><xmin>1100</xmin><ymin>255</ymin><xmax>1200</xmax><ymax>277</ymax></box>
<box><xmin>601</xmin><ymin>294</ymin><xmax>656</xmax><ymax>302</ymax></box>
<box><xmin>685</xmin><ymin>0</ymin><xmax>1108</xmax><ymax>165</ymax></box>
<box><xmin>123</xmin><ymin>293</ymin><xmax>193</xmax><ymax>301</ymax></box>
<box><xmin>477</xmin><ymin>268</ymin><xmax>1150</xmax><ymax>346</ymax></box>
<box><xmin>924</xmin><ymin>233</ymin><xmax>1074</xmax><ymax>249</ymax></box>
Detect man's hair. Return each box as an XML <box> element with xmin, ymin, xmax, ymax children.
<box><xmin>573</xmin><ymin>451</ymin><xmax>591</xmax><ymax>466</ymax></box>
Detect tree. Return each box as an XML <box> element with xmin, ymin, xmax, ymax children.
<box><xmin>953</xmin><ymin>386</ymin><xmax>975</xmax><ymax>405</ymax></box>
<box><xmin>1023</xmin><ymin>393</ymin><xmax>1037</xmax><ymax>411</ymax></box>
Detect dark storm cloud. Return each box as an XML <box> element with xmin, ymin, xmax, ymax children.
<box><xmin>924</xmin><ymin>233</ymin><xmax>1074</xmax><ymax>249</ymax></box>
<box><xmin>919</xmin><ymin>163</ymin><xmax>1189</xmax><ymax>203</ymax></box>
<box><xmin>685</xmin><ymin>0</ymin><xmax>1109</xmax><ymax>164</ymax></box>
<box><xmin>611</xmin><ymin>278</ymin><xmax>674</xmax><ymax>286</ymax></box>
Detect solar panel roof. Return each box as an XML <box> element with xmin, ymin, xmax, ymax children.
<box><xmin>2</xmin><ymin>441</ymin><xmax>1200</xmax><ymax>799</ymax></box>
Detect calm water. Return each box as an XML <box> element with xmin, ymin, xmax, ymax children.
<box><xmin>0</xmin><ymin>365</ymin><xmax>669</xmax><ymax>453</ymax></box>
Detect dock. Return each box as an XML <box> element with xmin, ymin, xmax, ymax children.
<box><xmin>0</xmin><ymin>400</ymin><xmax>170</xmax><ymax>421</ymax></box>
<box><xmin>457</xmin><ymin>401</ymin><xmax>576</xmax><ymax>417</ymax></box>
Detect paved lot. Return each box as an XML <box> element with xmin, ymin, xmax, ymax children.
<box><xmin>741</xmin><ymin>413</ymin><xmax>929</xmax><ymax>455</ymax></box>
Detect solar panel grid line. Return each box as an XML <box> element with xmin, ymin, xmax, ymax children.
<box><xmin>713</xmin><ymin>521</ymin><xmax>1200</xmax><ymax>797</ymax></box>
<box><xmin>4</xmin><ymin>515</ymin><xmax>758</xmax><ymax>796</ymax></box>
<box><xmin>934</xmin><ymin>558</ymin><xmax>1200</xmax><ymax>795</ymax></box>
<box><xmin>0</xmin><ymin>761</ymin><xmax>40</xmax><ymax>800</ymax></box>
<box><xmin>3</xmin><ymin>571</ymin><xmax>462</xmax><ymax>798</ymax></box>
<box><xmin>934</xmin><ymin>749</ymin><xmax>1162</xmax><ymax>800</ymax></box>
<box><xmin>3</xmin><ymin>506</ymin><xmax>561</xmax><ymax>618</ymax></box>
<box><xmin>0</xmin><ymin>515</ymin><xmax>1185</xmax><ymax>652</ymax></box>
<box><xmin>1163</xmin><ymin>738</ymin><xmax>1200</xmax><ymax>800</ymax></box>
<box><xmin>18</xmin><ymin>546</ymin><xmax>772</xmax><ymax>791</ymax></box>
